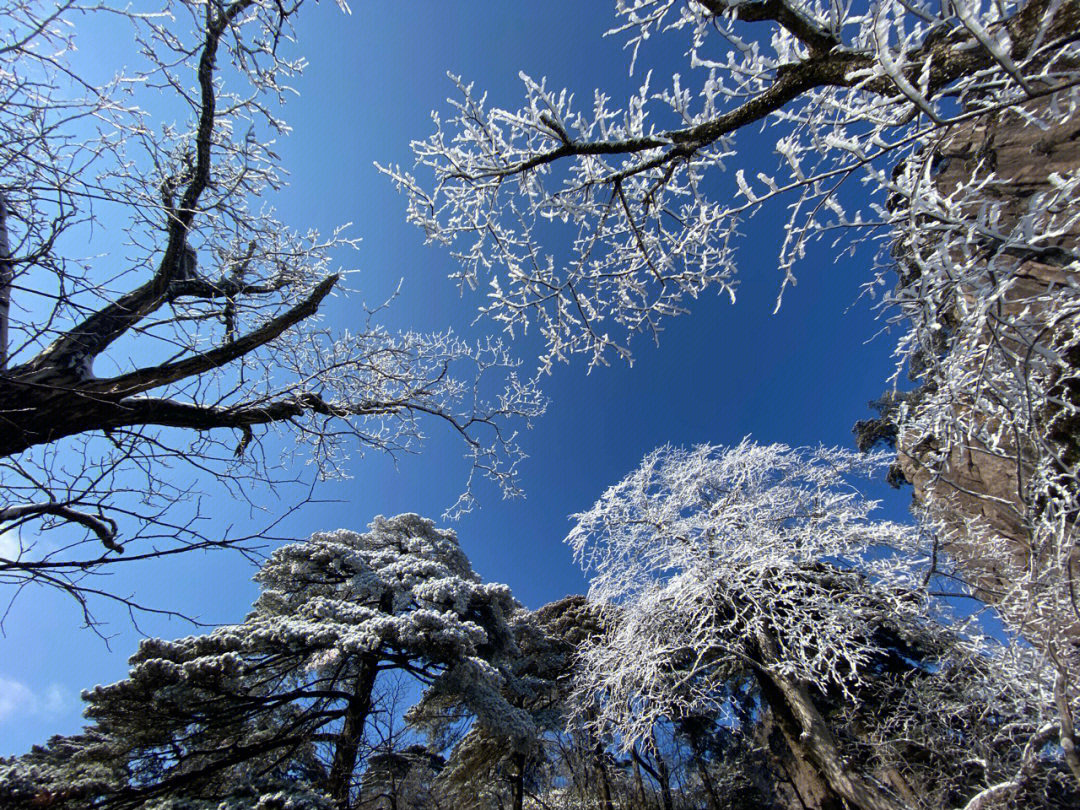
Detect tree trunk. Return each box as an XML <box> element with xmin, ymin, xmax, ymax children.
<box><xmin>696</xmin><ymin>756</ymin><xmax>721</xmax><ymax>810</ymax></box>
<box><xmin>0</xmin><ymin>190</ymin><xmax>11</xmax><ymax>371</ymax></box>
<box><xmin>632</xmin><ymin>745</ymin><xmax>673</xmax><ymax>810</ymax></box>
<box><xmin>592</xmin><ymin>736</ymin><xmax>614</xmax><ymax>810</ymax></box>
<box><xmin>598</xmin><ymin>757</ymin><xmax>615</xmax><ymax>810</ymax></box>
<box><xmin>328</xmin><ymin>591</ymin><xmax>394</xmax><ymax>808</ymax></box>
<box><xmin>754</xmin><ymin>631</ymin><xmax>910</xmax><ymax>810</ymax></box>
<box><xmin>648</xmin><ymin>729</ymin><xmax>675</xmax><ymax>810</ymax></box>
<box><xmin>632</xmin><ymin>746</ymin><xmax>651</xmax><ymax>810</ymax></box>
<box><xmin>328</xmin><ymin>651</ymin><xmax>381</xmax><ymax>809</ymax></box>
<box><xmin>512</xmin><ymin>750</ymin><xmax>526</xmax><ymax>810</ymax></box>
<box><xmin>654</xmin><ymin>753</ymin><xmax>674</xmax><ymax>810</ymax></box>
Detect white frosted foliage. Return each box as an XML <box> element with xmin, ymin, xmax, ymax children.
<box><xmin>564</xmin><ymin>442</ymin><xmax>1046</xmax><ymax>749</ymax></box>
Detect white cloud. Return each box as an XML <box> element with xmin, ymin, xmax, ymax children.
<box><xmin>0</xmin><ymin>528</ymin><xmax>22</xmax><ymax>561</ymax></box>
<box><xmin>0</xmin><ymin>527</ymin><xmax>53</xmax><ymax>562</ymax></box>
<box><xmin>41</xmin><ymin>683</ymin><xmax>69</xmax><ymax>715</ymax></box>
<box><xmin>0</xmin><ymin>677</ymin><xmax>35</xmax><ymax>722</ymax></box>
<box><xmin>0</xmin><ymin>676</ymin><xmax>72</xmax><ymax>722</ymax></box>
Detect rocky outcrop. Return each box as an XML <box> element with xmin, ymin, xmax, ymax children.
<box><xmin>892</xmin><ymin>90</ymin><xmax>1080</xmax><ymax>643</ymax></box>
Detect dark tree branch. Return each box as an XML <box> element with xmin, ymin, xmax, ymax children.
<box><xmin>0</xmin><ymin>501</ymin><xmax>121</xmax><ymax>552</ymax></box>
<box><xmin>94</xmin><ymin>274</ymin><xmax>339</xmax><ymax>396</ymax></box>
<box><xmin>0</xmin><ymin>190</ymin><xmax>11</xmax><ymax>371</ymax></box>
<box><xmin>466</xmin><ymin>0</ymin><xmax>1075</xmax><ymax>184</ymax></box>
<box><xmin>106</xmin><ymin>390</ymin><xmax>398</xmax><ymax>433</ymax></box>
<box><xmin>698</xmin><ymin>0</ymin><xmax>839</xmax><ymax>56</ymax></box>
<box><xmin>20</xmin><ymin>0</ymin><xmax>258</xmax><ymax>376</ymax></box>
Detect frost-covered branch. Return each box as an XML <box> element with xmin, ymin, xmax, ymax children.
<box><xmin>0</xmin><ymin>1</ymin><xmax>544</xmax><ymax>619</ymax></box>
<box><xmin>385</xmin><ymin>0</ymin><xmax>1078</xmax><ymax>368</ymax></box>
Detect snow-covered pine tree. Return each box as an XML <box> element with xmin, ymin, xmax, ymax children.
<box><xmin>415</xmin><ymin>596</ymin><xmax>594</xmax><ymax>810</ymax></box>
<box><xmin>1</xmin><ymin>514</ymin><xmax>533</xmax><ymax>810</ymax></box>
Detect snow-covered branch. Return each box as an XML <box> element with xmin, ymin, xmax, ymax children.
<box><xmin>386</xmin><ymin>0</ymin><xmax>1078</xmax><ymax>368</ymax></box>
<box><xmin>0</xmin><ymin>1</ymin><xmax>545</xmax><ymax>617</ymax></box>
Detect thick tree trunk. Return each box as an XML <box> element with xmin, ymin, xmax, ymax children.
<box><xmin>754</xmin><ymin>631</ymin><xmax>910</xmax><ymax>810</ymax></box>
<box><xmin>758</xmin><ymin>680</ymin><xmax>845</xmax><ymax>810</ymax></box>
<box><xmin>511</xmin><ymin>750</ymin><xmax>526</xmax><ymax>810</ymax></box>
<box><xmin>328</xmin><ymin>652</ymin><xmax>381</xmax><ymax>809</ymax></box>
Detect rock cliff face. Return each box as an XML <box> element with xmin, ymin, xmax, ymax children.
<box><xmin>891</xmin><ymin>91</ymin><xmax>1080</xmax><ymax>644</ymax></box>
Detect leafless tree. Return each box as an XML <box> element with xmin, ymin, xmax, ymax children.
<box><xmin>0</xmin><ymin>1</ymin><xmax>543</xmax><ymax>625</ymax></box>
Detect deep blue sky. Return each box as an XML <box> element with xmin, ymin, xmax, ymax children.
<box><xmin>0</xmin><ymin>1</ymin><xmax>911</xmax><ymax>754</ymax></box>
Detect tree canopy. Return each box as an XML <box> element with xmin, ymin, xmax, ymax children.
<box><xmin>566</xmin><ymin>440</ymin><xmax>1075</xmax><ymax>810</ymax></box>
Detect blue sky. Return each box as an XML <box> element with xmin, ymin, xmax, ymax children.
<box><xmin>0</xmin><ymin>0</ymin><xmax>912</xmax><ymax>754</ymax></box>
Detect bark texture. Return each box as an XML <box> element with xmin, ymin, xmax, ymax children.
<box><xmin>754</xmin><ymin>631</ymin><xmax>911</xmax><ymax>810</ymax></box>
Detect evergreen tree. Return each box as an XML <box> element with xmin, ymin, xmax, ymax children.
<box><xmin>3</xmin><ymin>514</ymin><xmax>531</xmax><ymax>810</ymax></box>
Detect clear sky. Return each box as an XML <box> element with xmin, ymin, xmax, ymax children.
<box><xmin>0</xmin><ymin>0</ymin><xmax>913</xmax><ymax>755</ymax></box>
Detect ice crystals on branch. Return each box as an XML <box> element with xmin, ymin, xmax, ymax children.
<box><xmin>0</xmin><ymin>0</ymin><xmax>545</xmax><ymax>622</ymax></box>
<box><xmin>383</xmin><ymin>0</ymin><xmax>1079</xmax><ymax>372</ymax></box>
<box><xmin>567</xmin><ymin>441</ymin><xmax>933</xmax><ymax>746</ymax></box>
